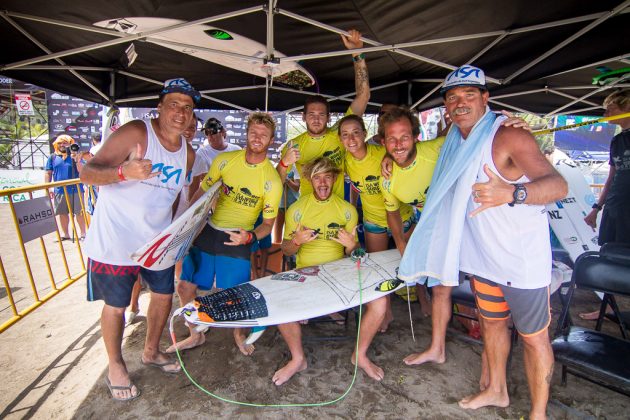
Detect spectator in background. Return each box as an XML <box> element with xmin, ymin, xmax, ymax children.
<box><xmin>45</xmin><ymin>134</ymin><xmax>86</xmax><ymax>241</ymax></box>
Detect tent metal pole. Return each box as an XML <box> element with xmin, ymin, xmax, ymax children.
<box><xmin>545</xmin><ymin>73</ymin><xmax>630</xmax><ymax>117</ymax></box>
<box><xmin>487</xmin><ymin>99</ymin><xmax>534</xmax><ymax>115</ymax></box>
<box><xmin>2</xmin><ymin>11</ymin><xmax>127</xmax><ymax>37</ymax></box>
<box><xmin>1</xmin><ymin>12</ymin><xmax>109</xmax><ymax>102</ymax></box>
<box><xmin>410</xmin><ymin>84</ymin><xmax>442</xmax><ymax>110</ymax></box>
<box><xmin>555</xmin><ymin>84</ymin><xmax>630</xmax><ymax>90</ymax></box>
<box><xmin>553</xmin><ymin>105</ymin><xmax>603</xmax><ymax>116</ymax></box>
<box><xmin>1</xmin><ymin>6</ymin><xmax>265</xmax><ymax>71</ymax></box>
<box><xmin>116</xmin><ymin>93</ymin><xmax>253</xmax><ymax>112</ymax></box>
<box><xmin>547</xmin><ymin>88</ymin><xmax>600</xmax><ymax>108</ymax></box>
<box><xmin>504</xmin><ymin>0</ymin><xmax>630</xmax><ymax>84</ymax></box>
<box><xmin>411</xmin><ymin>79</ymin><xmax>446</xmax><ymax>83</ymax></box>
<box><xmin>466</xmin><ymin>33</ymin><xmax>508</xmax><ymax>64</ymax></box>
<box><xmin>543</xmin><ymin>53</ymin><xmax>630</xmax><ymax>78</ymax></box>
<box><xmin>16</xmin><ymin>65</ymin><xmax>112</xmax><ymax>71</ymax></box>
<box><xmin>117</xmin><ymin>70</ymin><xmax>162</xmax><ymax>85</ymax></box>
<box><xmin>488</xmin><ymin>89</ymin><xmax>548</xmax><ymax>99</ymax></box>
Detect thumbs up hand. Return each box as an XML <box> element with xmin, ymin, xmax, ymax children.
<box><xmin>121</xmin><ymin>143</ymin><xmax>161</xmax><ymax>180</ymax></box>
<box><xmin>280</xmin><ymin>140</ymin><xmax>300</xmax><ymax>167</ymax></box>
<box><xmin>469</xmin><ymin>164</ymin><xmax>515</xmax><ymax>217</ymax></box>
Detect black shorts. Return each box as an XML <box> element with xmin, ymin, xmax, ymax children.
<box><xmin>86</xmin><ymin>258</ymin><xmax>175</xmax><ymax>308</ymax></box>
<box><xmin>599</xmin><ymin>205</ymin><xmax>630</xmax><ymax>245</ymax></box>
<box><xmin>193</xmin><ymin>223</ymin><xmax>252</xmax><ymax>260</ymax></box>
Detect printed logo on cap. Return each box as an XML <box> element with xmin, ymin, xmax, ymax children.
<box><xmin>165</xmin><ymin>78</ymin><xmax>194</xmax><ymax>90</ymax></box>
<box><xmin>441</xmin><ymin>65</ymin><xmax>486</xmax><ymax>94</ymax></box>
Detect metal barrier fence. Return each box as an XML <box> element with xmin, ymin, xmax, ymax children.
<box><xmin>0</xmin><ymin>178</ymin><xmax>88</xmax><ymax>333</ymax></box>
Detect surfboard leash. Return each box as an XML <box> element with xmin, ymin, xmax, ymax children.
<box><xmin>167</xmin><ymin>257</ymin><xmax>366</xmax><ymax>407</ymax></box>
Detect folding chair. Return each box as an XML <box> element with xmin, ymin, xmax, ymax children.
<box><xmin>551</xmin><ymin>245</ymin><xmax>630</xmax><ymax>396</ymax></box>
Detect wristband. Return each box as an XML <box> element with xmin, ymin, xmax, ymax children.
<box><xmin>352</xmin><ymin>53</ymin><xmax>365</xmax><ymax>62</ymax></box>
<box><xmin>249</xmin><ymin>230</ymin><xmax>258</xmax><ymax>243</ymax></box>
<box><xmin>592</xmin><ymin>203</ymin><xmax>603</xmax><ymax>211</ymax></box>
<box><xmin>117</xmin><ymin>165</ymin><xmax>126</xmax><ymax>181</ymax></box>
<box><xmin>279</xmin><ymin>159</ymin><xmax>288</xmax><ymax>168</ymax></box>
<box><xmin>244</xmin><ymin>232</ymin><xmax>253</xmax><ymax>245</ymax></box>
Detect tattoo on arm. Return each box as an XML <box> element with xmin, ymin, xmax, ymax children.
<box><xmin>355</xmin><ymin>66</ymin><xmax>369</xmax><ymax>97</ymax></box>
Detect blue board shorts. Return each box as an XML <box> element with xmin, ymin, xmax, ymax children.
<box><xmin>86</xmin><ymin>258</ymin><xmax>174</xmax><ymax>308</ymax></box>
<box><xmin>181</xmin><ymin>223</ymin><xmax>251</xmax><ymax>290</ymax></box>
<box><xmin>363</xmin><ymin>209</ymin><xmax>420</xmax><ymax>235</ymax></box>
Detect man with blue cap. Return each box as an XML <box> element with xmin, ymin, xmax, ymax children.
<box><xmin>398</xmin><ymin>65</ymin><xmax>567</xmax><ymax>419</ymax></box>
<box><xmin>80</xmin><ymin>78</ymin><xmax>198</xmax><ymax>401</ymax></box>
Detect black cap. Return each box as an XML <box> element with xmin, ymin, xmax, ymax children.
<box><xmin>203</xmin><ymin>117</ymin><xmax>224</xmax><ymax>135</ymax></box>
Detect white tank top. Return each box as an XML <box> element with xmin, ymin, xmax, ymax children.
<box><xmin>459</xmin><ymin>129</ymin><xmax>551</xmax><ymax>289</ymax></box>
<box><xmin>84</xmin><ymin>120</ymin><xmax>187</xmax><ymax>266</ymax></box>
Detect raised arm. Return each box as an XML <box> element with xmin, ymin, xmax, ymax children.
<box><xmin>80</xmin><ymin>120</ymin><xmax>158</xmax><ymax>186</ymax></box>
<box><xmin>342</xmin><ymin>29</ymin><xmax>370</xmax><ymax>116</ymax></box>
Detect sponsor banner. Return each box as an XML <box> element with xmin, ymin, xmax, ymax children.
<box><xmin>0</xmin><ymin>169</ymin><xmax>46</xmax><ymax>204</ymax></box>
<box><xmin>14</xmin><ymin>196</ymin><xmax>57</xmax><ymax>243</ymax></box>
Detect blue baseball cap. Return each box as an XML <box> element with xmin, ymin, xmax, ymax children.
<box><xmin>440</xmin><ymin>65</ymin><xmax>487</xmax><ymax>96</ymax></box>
<box><xmin>161</xmin><ymin>77</ymin><xmax>201</xmax><ymax>103</ymax></box>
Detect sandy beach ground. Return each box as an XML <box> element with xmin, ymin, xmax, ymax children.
<box><xmin>0</xmin><ymin>205</ymin><xmax>628</xmax><ymax>419</ymax></box>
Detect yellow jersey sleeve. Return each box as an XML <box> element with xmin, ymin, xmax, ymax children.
<box><xmin>381</xmin><ymin>177</ymin><xmax>401</xmax><ymax>212</ymax></box>
<box><xmin>200</xmin><ymin>152</ymin><xmax>223</xmax><ymax>192</ymax></box>
<box><xmin>262</xmin><ymin>164</ymin><xmax>283</xmax><ymax>220</ymax></box>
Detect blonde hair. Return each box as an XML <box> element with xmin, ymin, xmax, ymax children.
<box><xmin>52</xmin><ymin>134</ymin><xmax>74</xmax><ymax>154</ymax></box>
<box><xmin>303</xmin><ymin>157</ymin><xmax>341</xmax><ymax>180</ymax></box>
<box><xmin>247</xmin><ymin>112</ymin><xmax>276</xmax><ymax>136</ymax></box>
<box><xmin>603</xmin><ymin>89</ymin><xmax>630</xmax><ymax>110</ymax></box>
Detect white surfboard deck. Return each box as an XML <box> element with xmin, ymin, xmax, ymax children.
<box><xmin>130</xmin><ymin>182</ymin><xmax>221</xmax><ymax>270</ymax></box>
<box><xmin>94</xmin><ymin>17</ymin><xmax>315</xmax><ymax>87</ymax></box>
<box><xmin>175</xmin><ymin>249</ymin><xmax>403</xmax><ymax>328</ymax></box>
<box><xmin>546</xmin><ymin>150</ymin><xmax>601</xmax><ymax>262</ymax></box>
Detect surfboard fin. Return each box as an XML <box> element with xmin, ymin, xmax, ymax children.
<box><xmin>244</xmin><ymin>326</ymin><xmax>266</xmax><ymax>345</ymax></box>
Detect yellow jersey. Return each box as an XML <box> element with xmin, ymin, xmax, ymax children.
<box><xmin>281</xmin><ymin>109</ymin><xmax>352</xmax><ymax>198</ymax></box>
<box><xmin>381</xmin><ymin>137</ymin><xmax>445</xmax><ymax>213</ymax></box>
<box><xmin>344</xmin><ymin>143</ymin><xmax>413</xmax><ymax>227</ymax></box>
<box><xmin>201</xmin><ymin>150</ymin><xmax>282</xmax><ymax>230</ymax></box>
<box><xmin>284</xmin><ymin>193</ymin><xmax>358</xmax><ymax>268</ymax></box>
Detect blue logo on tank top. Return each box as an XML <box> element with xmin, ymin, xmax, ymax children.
<box><xmin>152</xmin><ymin>163</ymin><xmax>183</xmax><ymax>185</ymax></box>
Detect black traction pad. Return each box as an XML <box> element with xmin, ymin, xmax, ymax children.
<box><xmin>194</xmin><ymin>283</ymin><xmax>268</xmax><ymax>321</ymax></box>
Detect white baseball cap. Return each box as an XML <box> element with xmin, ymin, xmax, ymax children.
<box><xmin>440</xmin><ymin>65</ymin><xmax>487</xmax><ymax>96</ymax></box>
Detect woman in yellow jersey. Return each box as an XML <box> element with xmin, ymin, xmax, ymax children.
<box><xmin>338</xmin><ymin>114</ymin><xmax>419</xmax><ymax>331</ymax></box>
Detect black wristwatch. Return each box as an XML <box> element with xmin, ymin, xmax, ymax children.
<box><xmin>592</xmin><ymin>203</ymin><xmax>603</xmax><ymax>211</ymax></box>
<box><xmin>508</xmin><ymin>183</ymin><xmax>527</xmax><ymax>207</ymax></box>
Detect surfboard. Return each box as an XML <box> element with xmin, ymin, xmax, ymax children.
<box><xmin>173</xmin><ymin>249</ymin><xmax>403</xmax><ymax>328</ymax></box>
<box><xmin>94</xmin><ymin>17</ymin><xmax>315</xmax><ymax>88</ymax></box>
<box><xmin>546</xmin><ymin>150</ymin><xmax>601</xmax><ymax>262</ymax></box>
<box><xmin>130</xmin><ymin>182</ymin><xmax>221</xmax><ymax>270</ymax></box>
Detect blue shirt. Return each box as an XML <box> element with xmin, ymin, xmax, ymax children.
<box><xmin>45</xmin><ymin>154</ymin><xmax>83</xmax><ymax>195</ymax></box>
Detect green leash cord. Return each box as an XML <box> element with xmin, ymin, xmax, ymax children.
<box><xmin>169</xmin><ymin>256</ymin><xmax>365</xmax><ymax>407</ymax></box>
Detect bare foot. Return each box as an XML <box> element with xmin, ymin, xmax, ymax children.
<box><xmin>458</xmin><ymin>388</ymin><xmax>509</xmax><ymax>410</ymax></box>
<box><xmin>578</xmin><ymin>309</ymin><xmax>612</xmax><ymax>320</ymax></box>
<box><xmin>403</xmin><ymin>348</ymin><xmax>445</xmax><ymax>365</ymax></box>
<box><xmin>379</xmin><ymin>312</ymin><xmax>394</xmax><ymax>333</ymax></box>
<box><xmin>234</xmin><ymin>331</ymin><xmax>255</xmax><ymax>356</ymax></box>
<box><xmin>328</xmin><ymin>312</ymin><xmax>346</xmax><ymax>325</ymax></box>
<box><xmin>352</xmin><ymin>353</ymin><xmax>384</xmax><ymax>381</ymax></box>
<box><xmin>165</xmin><ymin>332</ymin><xmax>205</xmax><ymax>353</ymax></box>
<box><xmin>272</xmin><ymin>358</ymin><xmax>307</xmax><ymax>386</ymax></box>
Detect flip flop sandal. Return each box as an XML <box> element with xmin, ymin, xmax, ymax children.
<box><xmin>141</xmin><ymin>357</ymin><xmax>181</xmax><ymax>374</ymax></box>
<box><xmin>54</xmin><ymin>237</ymin><xmax>70</xmax><ymax>243</ymax></box>
<box><xmin>104</xmin><ymin>377</ymin><xmax>141</xmax><ymax>401</ymax></box>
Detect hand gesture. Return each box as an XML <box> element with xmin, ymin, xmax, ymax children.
<box><xmin>381</xmin><ymin>155</ymin><xmax>393</xmax><ymax>179</ymax></box>
<box><xmin>469</xmin><ymin>164</ymin><xmax>514</xmax><ymax>217</ymax></box>
<box><xmin>341</xmin><ymin>29</ymin><xmax>363</xmax><ymax>50</ymax></box>
<box><xmin>225</xmin><ymin>228</ymin><xmax>252</xmax><ymax>246</ymax></box>
<box><xmin>584</xmin><ymin>209</ymin><xmax>598</xmax><ymax>230</ymax></box>
<box><xmin>281</xmin><ymin>141</ymin><xmax>300</xmax><ymax>167</ymax></box>
<box><xmin>121</xmin><ymin>143</ymin><xmax>160</xmax><ymax>180</ymax></box>
<box><xmin>332</xmin><ymin>226</ymin><xmax>357</xmax><ymax>249</ymax></box>
<box><xmin>291</xmin><ymin>223</ymin><xmax>317</xmax><ymax>247</ymax></box>
<box><xmin>500</xmin><ymin>110</ymin><xmax>532</xmax><ymax>132</ymax></box>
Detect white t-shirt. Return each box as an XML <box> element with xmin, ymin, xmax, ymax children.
<box><xmin>193</xmin><ymin>142</ymin><xmax>241</xmax><ymax>177</ymax></box>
